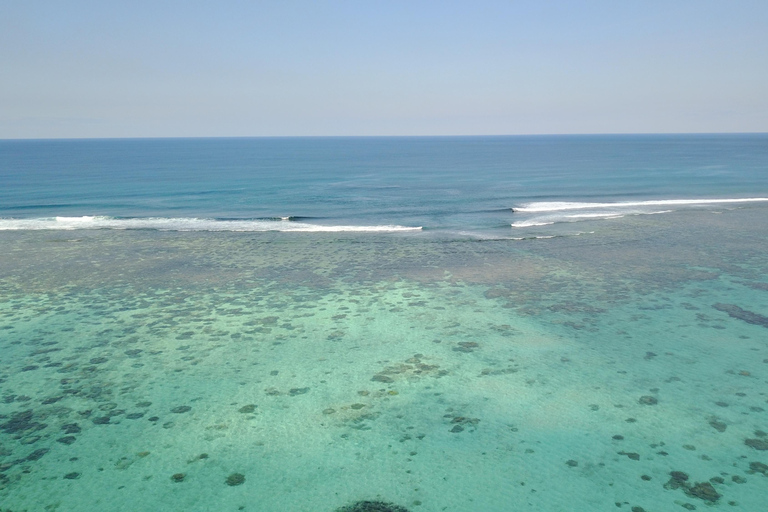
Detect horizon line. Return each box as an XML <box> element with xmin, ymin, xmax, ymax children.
<box><xmin>2</xmin><ymin>131</ymin><xmax>768</xmax><ymax>142</ymax></box>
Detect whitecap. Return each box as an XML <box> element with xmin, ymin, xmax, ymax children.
<box><xmin>510</xmin><ymin>221</ymin><xmax>555</xmax><ymax>227</ymax></box>
<box><xmin>0</xmin><ymin>216</ymin><xmax>422</xmax><ymax>233</ymax></box>
<box><xmin>513</xmin><ymin>197</ymin><xmax>768</xmax><ymax>213</ymax></box>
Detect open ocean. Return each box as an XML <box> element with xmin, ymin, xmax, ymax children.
<box><xmin>1</xmin><ymin>135</ymin><xmax>768</xmax><ymax>511</ymax></box>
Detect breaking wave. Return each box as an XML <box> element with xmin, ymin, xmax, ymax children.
<box><xmin>511</xmin><ymin>197</ymin><xmax>768</xmax><ymax>228</ymax></box>
<box><xmin>0</xmin><ymin>216</ymin><xmax>422</xmax><ymax>232</ymax></box>
<box><xmin>512</xmin><ymin>198</ymin><xmax>768</xmax><ymax>213</ymax></box>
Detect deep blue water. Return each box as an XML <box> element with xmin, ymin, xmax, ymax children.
<box><xmin>1</xmin><ymin>135</ymin><xmax>767</xmax><ymax>236</ymax></box>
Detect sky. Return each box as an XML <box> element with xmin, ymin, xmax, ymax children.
<box><xmin>1</xmin><ymin>1</ymin><xmax>767</xmax><ymax>138</ymax></box>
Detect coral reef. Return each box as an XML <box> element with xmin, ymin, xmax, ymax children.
<box><xmin>336</xmin><ymin>501</ymin><xmax>410</xmax><ymax>512</ymax></box>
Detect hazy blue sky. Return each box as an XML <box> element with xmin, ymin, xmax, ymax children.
<box><xmin>2</xmin><ymin>1</ymin><xmax>767</xmax><ymax>138</ymax></box>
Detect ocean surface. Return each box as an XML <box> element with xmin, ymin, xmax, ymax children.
<box><xmin>1</xmin><ymin>135</ymin><xmax>767</xmax><ymax>511</ymax></box>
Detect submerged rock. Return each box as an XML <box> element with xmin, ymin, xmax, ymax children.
<box><xmin>665</xmin><ymin>471</ymin><xmax>689</xmax><ymax>490</ymax></box>
<box><xmin>665</xmin><ymin>471</ymin><xmax>722</xmax><ymax>503</ymax></box>
<box><xmin>708</xmin><ymin>419</ymin><xmax>727</xmax><ymax>432</ymax></box>
<box><xmin>336</xmin><ymin>501</ymin><xmax>410</xmax><ymax>512</ymax></box>
<box><xmin>713</xmin><ymin>303</ymin><xmax>768</xmax><ymax>328</ymax></box>
<box><xmin>225</xmin><ymin>472</ymin><xmax>245</xmax><ymax>486</ymax></box>
<box><xmin>745</xmin><ymin>438</ymin><xmax>768</xmax><ymax>450</ymax></box>
<box><xmin>61</xmin><ymin>423</ymin><xmax>81</xmax><ymax>434</ymax></box>
<box><xmin>618</xmin><ymin>451</ymin><xmax>640</xmax><ymax>460</ymax></box>
<box><xmin>686</xmin><ymin>482</ymin><xmax>721</xmax><ymax>502</ymax></box>
<box><xmin>26</xmin><ymin>448</ymin><xmax>49</xmax><ymax>461</ymax></box>
<box><xmin>1</xmin><ymin>410</ymin><xmax>43</xmax><ymax>434</ymax></box>
<box><xmin>453</xmin><ymin>342</ymin><xmax>479</xmax><ymax>353</ymax></box>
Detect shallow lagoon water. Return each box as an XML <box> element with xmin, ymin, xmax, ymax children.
<box><xmin>1</xmin><ymin>206</ymin><xmax>767</xmax><ymax>511</ymax></box>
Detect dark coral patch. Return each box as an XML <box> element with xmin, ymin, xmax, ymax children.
<box><xmin>61</xmin><ymin>423</ymin><xmax>81</xmax><ymax>434</ymax></box>
<box><xmin>26</xmin><ymin>448</ymin><xmax>49</xmax><ymax>461</ymax></box>
<box><xmin>336</xmin><ymin>501</ymin><xmax>410</xmax><ymax>512</ymax></box>
<box><xmin>745</xmin><ymin>438</ymin><xmax>768</xmax><ymax>450</ymax></box>
<box><xmin>713</xmin><ymin>303</ymin><xmax>768</xmax><ymax>328</ymax></box>
<box><xmin>664</xmin><ymin>471</ymin><xmax>721</xmax><ymax>503</ymax></box>
<box><xmin>1</xmin><ymin>410</ymin><xmax>44</xmax><ymax>434</ymax></box>
<box><xmin>453</xmin><ymin>342</ymin><xmax>479</xmax><ymax>353</ymax></box>
<box><xmin>709</xmin><ymin>418</ymin><xmax>727</xmax><ymax>432</ymax></box>
<box><xmin>687</xmin><ymin>482</ymin><xmax>721</xmax><ymax>502</ymax></box>
<box><xmin>225</xmin><ymin>473</ymin><xmax>245</xmax><ymax>486</ymax></box>
<box><xmin>664</xmin><ymin>471</ymin><xmax>689</xmax><ymax>490</ymax></box>
<box><xmin>749</xmin><ymin>461</ymin><xmax>768</xmax><ymax>475</ymax></box>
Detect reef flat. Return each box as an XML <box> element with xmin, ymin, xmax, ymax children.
<box><xmin>1</xmin><ymin>206</ymin><xmax>767</xmax><ymax>511</ymax></box>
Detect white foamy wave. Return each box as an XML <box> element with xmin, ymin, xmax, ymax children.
<box><xmin>0</xmin><ymin>216</ymin><xmax>422</xmax><ymax>233</ymax></box>
<box><xmin>564</xmin><ymin>213</ymin><xmax>624</xmax><ymax>219</ymax></box>
<box><xmin>511</xmin><ymin>212</ymin><xmax>626</xmax><ymax>228</ymax></box>
<box><xmin>510</xmin><ymin>220</ymin><xmax>555</xmax><ymax>227</ymax></box>
<box><xmin>513</xmin><ymin>197</ymin><xmax>768</xmax><ymax>213</ymax></box>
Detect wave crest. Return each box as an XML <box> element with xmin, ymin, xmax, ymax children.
<box><xmin>513</xmin><ymin>197</ymin><xmax>768</xmax><ymax>213</ymax></box>
<box><xmin>0</xmin><ymin>216</ymin><xmax>422</xmax><ymax>233</ymax></box>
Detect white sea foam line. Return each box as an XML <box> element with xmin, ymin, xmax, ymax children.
<box><xmin>510</xmin><ymin>221</ymin><xmax>555</xmax><ymax>227</ymax></box>
<box><xmin>0</xmin><ymin>216</ymin><xmax>422</xmax><ymax>232</ymax></box>
<box><xmin>564</xmin><ymin>213</ymin><xmax>624</xmax><ymax>218</ymax></box>
<box><xmin>512</xmin><ymin>209</ymin><xmax>678</xmax><ymax>228</ymax></box>
<box><xmin>513</xmin><ymin>198</ymin><xmax>768</xmax><ymax>213</ymax></box>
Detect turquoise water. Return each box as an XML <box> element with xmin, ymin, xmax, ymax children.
<box><xmin>1</xmin><ymin>136</ymin><xmax>768</xmax><ymax>511</ymax></box>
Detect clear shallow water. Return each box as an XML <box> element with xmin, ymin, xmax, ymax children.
<box><xmin>1</xmin><ymin>136</ymin><xmax>768</xmax><ymax>511</ymax></box>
